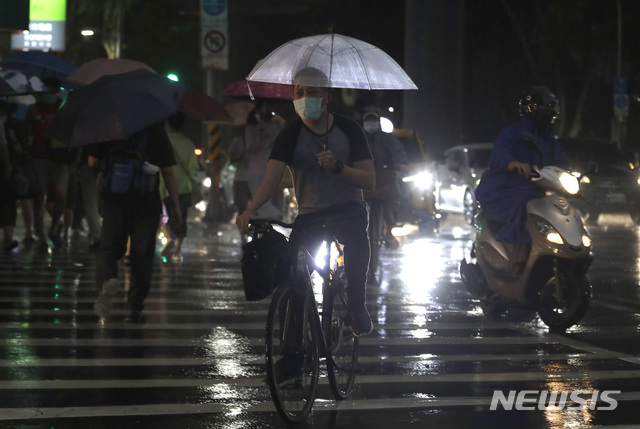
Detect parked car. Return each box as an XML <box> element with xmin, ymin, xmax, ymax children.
<box><xmin>559</xmin><ymin>138</ymin><xmax>640</xmax><ymax>224</ymax></box>
<box><xmin>432</xmin><ymin>143</ymin><xmax>493</xmax><ymax>224</ymax></box>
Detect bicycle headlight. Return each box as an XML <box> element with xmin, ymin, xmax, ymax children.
<box><xmin>559</xmin><ymin>172</ymin><xmax>580</xmax><ymax>194</ymax></box>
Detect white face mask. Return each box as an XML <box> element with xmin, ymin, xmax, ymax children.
<box><xmin>293</xmin><ymin>97</ymin><xmax>323</xmax><ymax>121</ymax></box>
<box><xmin>363</xmin><ymin>119</ymin><xmax>380</xmax><ymax>134</ymax></box>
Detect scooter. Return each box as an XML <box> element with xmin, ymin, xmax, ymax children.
<box><xmin>460</xmin><ymin>163</ymin><xmax>594</xmax><ymax>332</ymax></box>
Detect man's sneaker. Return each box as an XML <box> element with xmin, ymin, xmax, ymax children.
<box><xmin>274</xmin><ymin>353</ymin><xmax>304</xmax><ymax>387</ymax></box>
<box><xmin>346</xmin><ymin>307</ymin><xmax>373</xmax><ymax>337</ymax></box>
<box><xmin>94</xmin><ymin>278</ymin><xmax>119</xmax><ymax>320</ymax></box>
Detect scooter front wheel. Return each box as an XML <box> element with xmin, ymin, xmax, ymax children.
<box><xmin>537</xmin><ymin>273</ymin><xmax>591</xmax><ymax>332</ymax></box>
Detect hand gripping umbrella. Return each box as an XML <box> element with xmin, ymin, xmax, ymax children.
<box><xmin>47</xmin><ymin>68</ymin><xmax>188</xmax><ymax>147</ymax></box>
<box><xmin>246</xmin><ymin>33</ymin><xmax>417</xmax><ymax>90</ymax></box>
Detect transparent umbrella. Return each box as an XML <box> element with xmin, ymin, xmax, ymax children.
<box><xmin>246</xmin><ymin>33</ymin><xmax>417</xmax><ymax>90</ymax></box>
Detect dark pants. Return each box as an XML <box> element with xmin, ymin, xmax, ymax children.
<box><xmin>289</xmin><ymin>202</ymin><xmax>370</xmax><ymax>310</ymax></box>
<box><xmin>95</xmin><ymin>196</ymin><xmax>161</xmax><ymax>313</ymax></box>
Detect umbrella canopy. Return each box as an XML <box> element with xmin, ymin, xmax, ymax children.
<box><xmin>64</xmin><ymin>58</ymin><xmax>156</xmax><ymax>86</ymax></box>
<box><xmin>246</xmin><ymin>33</ymin><xmax>417</xmax><ymax>90</ymax></box>
<box><xmin>0</xmin><ymin>52</ymin><xmax>76</xmax><ymax>82</ymax></box>
<box><xmin>0</xmin><ymin>69</ymin><xmax>47</xmax><ymax>96</ymax></box>
<box><xmin>47</xmin><ymin>68</ymin><xmax>188</xmax><ymax>147</ymax></box>
<box><xmin>180</xmin><ymin>90</ymin><xmax>232</xmax><ymax>122</ymax></box>
<box><xmin>222</xmin><ymin>80</ymin><xmax>293</xmax><ymax>100</ymax></box>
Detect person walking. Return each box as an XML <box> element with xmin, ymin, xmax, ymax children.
<box><xmin>159</xmin><ymin>112</ymin><xmax>198</xmax><ymax>263</ymax></box>
<box><xmin>27</xmin><ymin>77</ymin><xmax>73</xmax><ymax>249</ymax></box>
<box><xmin>74</xmin><ymin>146</ymin><xmax>102</xmax><ymax>249</ymax></box>
<box><xmin>0</xmin><ymin>102</ymin><xmax>18</xmax><ymax>253</ymax></box>
<box><xmin>89</xmin><ymin>121</ymin><xmax>182</xmax><ymax>324</ymax></box>
<box><xmin>245</xmin><ymin>100</ymin><xmax>285</xmax><ymax>219</ymax></box>
<box><xmin>360</xmin><ymin>107</ymin><xmax>409</xmax><ymax>285</ymax></box>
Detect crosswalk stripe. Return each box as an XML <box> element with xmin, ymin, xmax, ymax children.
<box><xmin>2</xmin><ymin>369</ymin><xmax>640</xmax><ymax>389</ymax></box>
<box><xmin>3</xmin><ymin>391</ymin><xmax>640</xmax><ymax>421</ymax></box>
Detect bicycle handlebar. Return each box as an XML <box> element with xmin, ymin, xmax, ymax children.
<box><xmin>248</xmin><ymin>218</ymin><xmax>295</xmax><ymax>232</ymax></box>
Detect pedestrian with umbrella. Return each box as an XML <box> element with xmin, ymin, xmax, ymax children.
<box><xmin>47</xmin><ymin>69</ymin><xmax>185</xmax><ymax>324</ymax></box>
<box><xmin>236</xmin><ymin>33</ymin><xmax>417</xmax><ymax>337</ymax></box>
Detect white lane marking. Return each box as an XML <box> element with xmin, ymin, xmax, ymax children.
<box><xmin>0</xmin><ymin>352</ymin><xmax>606</xmax><ymax>367</ymax></box>
<box><xmin>3</xmin><ymin>369</ymin><xmax>640</xmax><ymax>389</ymax></box>
<box><xmin>0</xmin><ymin>336</ymin><xmax>557</xmax><ymax>347</ymax></box>
<box><xmin>3</xmin><ymin>391</ymin><xmax>640</xmax><ymax>421</ymax></box>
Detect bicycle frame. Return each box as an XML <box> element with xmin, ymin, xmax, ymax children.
<box><xmin>257</xmin><ymin>216</ymin><xmax>360</xmax><ymax>423</ymax></box>
<box><xmin>293</xmin><ymin>230</ymin><xmax>346</xmax><ymax>364</ymax></box>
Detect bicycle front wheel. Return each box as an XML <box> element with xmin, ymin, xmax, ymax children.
<box><xmin>265</xmin><ymin>280</ymin><xmax>320</xmax><ymax>423</ymax></box>
<box><xmin>323</xmin><ymin>266</ymin><xmax>359</xmax><ymax>400</ymax></box>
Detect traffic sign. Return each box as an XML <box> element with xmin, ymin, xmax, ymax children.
<box><xmin>204</xmin><ymin>30</ymin><xmax>226</xmax><ymax>53</ymax></box>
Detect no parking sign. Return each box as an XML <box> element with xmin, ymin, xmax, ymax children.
<box><xmin>200</xmin><ymin>0</ymin><xmax>228</xmax><ymax>70</ymax></box>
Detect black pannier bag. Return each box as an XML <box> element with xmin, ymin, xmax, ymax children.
<box><xmin>241</xmin><ymin>224</ymin><xmax>291</xmax><ymax>301</ymax></box>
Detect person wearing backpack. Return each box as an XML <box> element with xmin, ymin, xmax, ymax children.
<box><xmin>88</xmin><ymin>121</ymin><xmax>183</xmax><ymax>324</ymax></box>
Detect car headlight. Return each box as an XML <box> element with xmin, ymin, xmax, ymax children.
<box><xmin>559</xmin><ymin>172</ymin><xmax>580</xmax><ymax>194</ymax></box>
<box><xmin>403</xmin><ymin>172</ymin><xmax>433</xmax><ymax>190</ymax></box>
<box><xmin>582</xmin><ymin>234</ymin><xmax>591</xmax><ymax>247</ymax></box>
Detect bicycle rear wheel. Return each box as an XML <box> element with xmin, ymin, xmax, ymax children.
<box><xmin>265</xmin><ymin>280</ymin><xmax>320</xmax><ymax>423</ymax></box>
<box><xmin>323</xmin><ymin>266</ymin><xmax>359</xmax><ymax>400</ymax></box>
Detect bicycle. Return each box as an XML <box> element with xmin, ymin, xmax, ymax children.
<box><xmin>248</xmin><ymin>217</ymin><xmax>360</xmax><ymax>423</ymax></box>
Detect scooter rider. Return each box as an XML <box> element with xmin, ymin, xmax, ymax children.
<box><xmin>474</xmin><ymin>86</ymin><xmax>569</xmax><ymax>274</ymax></box>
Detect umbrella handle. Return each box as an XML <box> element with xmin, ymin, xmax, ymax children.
<box><xmin>246</xmin><ymin>81</ymin><xmax>255</xmax><ymax>101</ymax></box>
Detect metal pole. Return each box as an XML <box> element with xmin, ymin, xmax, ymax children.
<box><xmin>617</xmin><ymin>0</ymin><xmax>621</xmax><ymax>77</ymax></box>
<box><xmin>115</xmin><ymin>0</ymin><xmax>123</xmax><ymax>59</ymax></box>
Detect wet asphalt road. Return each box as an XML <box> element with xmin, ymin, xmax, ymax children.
<box><xmin>2</xmin><ymin>214</ymin><xmax>640</xmax><ymax>429</ymax></box>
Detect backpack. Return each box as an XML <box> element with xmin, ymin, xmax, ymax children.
<box><xmin>241</xmin><ymin>224</ymin><xmax>291</xmax><ymax>301</ymax></box>
<box><xmin>100</xmin><ymin>132</ymin><xmax>154</xmax><ymax>195</ymax></box>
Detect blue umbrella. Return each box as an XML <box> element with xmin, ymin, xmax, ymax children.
<box><xmin>0</xmin><ymin>51</ymin><xmax>76</xmax><ymax>82</ymax></box>
<box><xmin>46</xmin><ymin>68</ymin><xmax>188</xmax><ymax>147</ymax></box>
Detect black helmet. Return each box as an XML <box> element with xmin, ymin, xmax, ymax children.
<box><xmin>519</xmin><ymin>86</ymin><xmax>559</xmax><ymax>129</ymax></box>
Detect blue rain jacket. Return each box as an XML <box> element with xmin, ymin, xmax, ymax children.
<box><xmin>475</xmin><ymin>117</ymin><xmax>568</xmax><ymax>243</ymax></box>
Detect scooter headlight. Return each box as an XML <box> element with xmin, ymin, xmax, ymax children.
<box><xmin>582</xmin><ymin>234</ymin><xmax>591</xmax><ymax>247</ymax></box>
<box><xmin>403</xmin><ymin>172</ymin><xmax>433</xmax><ymax>191</ymax></box>
<box><xmin>547</xmin><ymin>232</ymin><xmax>564</xmax><ymax>245</ymax></box>
<box><xmin>536</xmin><ymin>220</ymin><xmax>564</xmax><ymax>244</ymax></box>
<box><xmin>559</xmin><ymin>172</ymin><xmax>580</xmax><ymax>194</ymax></box>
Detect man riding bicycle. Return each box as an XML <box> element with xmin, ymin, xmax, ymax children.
<box><xmin>236</xmin><ymin>67</ymin><xmax>375</xmax><ymax>336</ymax></box>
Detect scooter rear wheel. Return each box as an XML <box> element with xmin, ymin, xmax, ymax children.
<box><xmin>537</xmin><ymin>274</ymin><xmax>591</xmax><ymax>332</ymax></box>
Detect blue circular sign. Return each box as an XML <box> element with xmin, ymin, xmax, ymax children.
<box><xmin>202</xmin><ymin>0</ymin><xmax>226</xmax><ymax>16</ymax></box>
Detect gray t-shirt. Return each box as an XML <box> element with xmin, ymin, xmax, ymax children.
<box><xmin>270</xmin><ymin>114</ymin><xmax>372</xmax><ymax>215</ymax></box>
